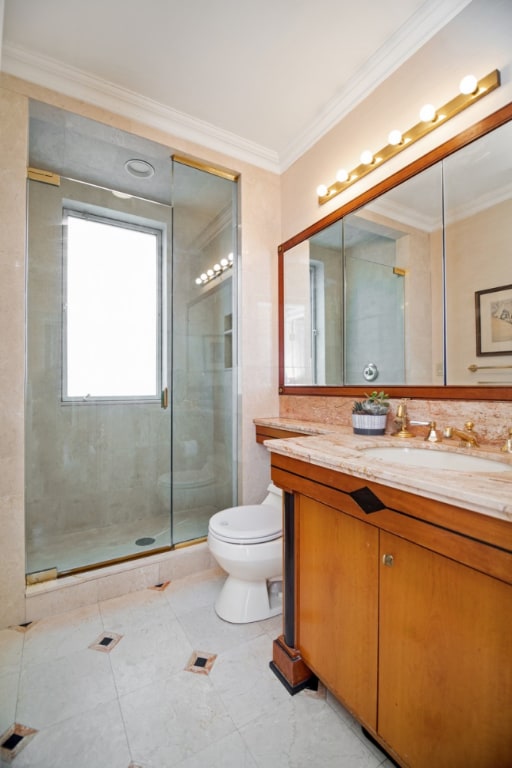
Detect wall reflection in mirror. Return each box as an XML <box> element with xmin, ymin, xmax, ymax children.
<box><xmin>281</xmin><ymin>113</ymin><xmax>511</xmax><ymax>389</ymax></box>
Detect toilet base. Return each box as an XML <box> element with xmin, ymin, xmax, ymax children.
<box><xmin>214</xmin><ymin>575</ymin><xmax>282</xmax><ymax>624</ymax></box>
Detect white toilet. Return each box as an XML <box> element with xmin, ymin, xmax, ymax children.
<box><xmin>207</xmin><ymin>483</ymin><xmax>283</xmax><ymax>624</ymax></box>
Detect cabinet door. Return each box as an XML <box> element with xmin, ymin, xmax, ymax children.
<box><xmin>379</xmin><ymin>531</ymin><xmax>512</xmax><ymax>768</ymax></box>
<box><xmin>296</xmin><ymin>496</ymin><xmax>379</xmax><ymax>728</ymax></box>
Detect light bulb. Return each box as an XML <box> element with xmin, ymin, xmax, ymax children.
<box><xmin>360</xmin><ymin>150</ymin><xmax>373</xmax><ymax>165</ymax></box>
<box><xmin>195</xmin><ymin>277</ymin><xmax>202</xmax><ymax>285</ymax></box>
<box><xmin>316</xmin><ymin>184</ymin><xmax>328</xmax><ymax>197</ymax></box>
<box><xmin>459</xmin><ymin>74</ymin><xmax>478</xmax><ymax>95</ymax></box>
<box><xmin>220</xmin><ymin>257</ymin><xmax>228</xmax><ymax>267</ymax></box>
<box><xmin>200</xmin><ymin>273</ymin><xmax>207</xmax><ymax>281</ymax></box>
<box><xmin>214</xmin><ymin>263</ymin><xmax>221</xmax><ymax>272</ymax></box>
<box><xmin>207</xmin><ymin>269</ymin><xmax>214</xmax><ymax>277</ymax></box>
<box><xmin>228</xmin><ymin>252</ymin><xmax>234</xmax><ymax>262</ymax></box>
<box><xmin>388</xmin><ymin>129</ymin><xmax>402</xmax><ymax>146</ymax></box>
<box><xmin>420</xmin><ymin>104</ymin><xmax>436</xmax><ymax>123</ymax></box>
<box><xmin>335</xmin><ymin>168</ymin><xmax>349</xmax><ymax>183</ymax></box>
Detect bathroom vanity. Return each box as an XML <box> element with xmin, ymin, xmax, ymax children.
<box><xmin>256</xmin><ymin>421</ymin><xmax>512</xmax><ymax>768</ymax></box>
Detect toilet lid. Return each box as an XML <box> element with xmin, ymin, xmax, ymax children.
<box><xmin>208</xmin><ymin>504</ymin><xmax>282</xmax><ymax>544</ymax></box>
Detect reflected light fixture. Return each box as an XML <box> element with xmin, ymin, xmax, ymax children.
<box><xmin>195</xmin><ymin>252</ymin><xmax>234</xmax><ymax>286</ymax></box>
<box><xmin>317</xmin><ymin>69</ymin><xmax>500</xmax><ymax>205</ymax></box>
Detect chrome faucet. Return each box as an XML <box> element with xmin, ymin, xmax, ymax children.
<box><xmin>443</xmin><ymin>421</ymin><xmax>479</xmax><ymax>447</ymax></box>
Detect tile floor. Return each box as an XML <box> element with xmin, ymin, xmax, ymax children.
<box><xmin>0</xmin><ymin>570</ymin><xmax>394</xmax><ymax>768</ymax></box>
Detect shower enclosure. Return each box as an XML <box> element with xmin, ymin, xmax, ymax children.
<box><xmin>25</xmin><ymin>102</ymin><xmax>238</xmax><ymax>577</ymax></box>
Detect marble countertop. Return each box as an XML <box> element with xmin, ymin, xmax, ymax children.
<box><xmin>254</xmin><ymin>417</ymin><xmax>512</xmax><ymax>523</ymax></box>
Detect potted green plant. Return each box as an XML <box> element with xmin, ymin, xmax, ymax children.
<box><xmin>352</xmin><ymin>391</ymin><xmax>390</xmax><ymax>435</ymax></box>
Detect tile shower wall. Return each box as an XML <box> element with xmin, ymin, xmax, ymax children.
<box><xmin>0</xmin><ymin>88</ymin><xmax>28</xmax><ymax>628</ymax></box>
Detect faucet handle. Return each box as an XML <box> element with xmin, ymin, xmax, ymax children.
<box><xmin>396</xmin><ymin>403</ymin><xmax>407</xmax><ymax>419</ymax></box>
<box><xmin>426</xmin><ymin>421</ymin><xmax>441</xmax><ymax>443</ymax></box>
<box><xmin>501</xmin><ymin>427</ymin><xmax>512</xmax><ymax>453</ymax></box>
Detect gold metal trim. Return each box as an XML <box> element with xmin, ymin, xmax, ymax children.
<box><xmin>319</xmin><ymin>69</ymin><xmax>500</xmax><ymax>205</ymax></box>
<box><xmin>26</xmin><ymin>567</ymin><xmax>58</xmax><ymax>585</ymax></box>
<box><xmin>174</xmin><ymin>537</ymin><xmax>207</xmax><ymax>549</ymax></box>
<box><xmin>393</xmin><ymin>267</ymin><xmax>407</xmax><ymax>276</ymax></box>
<box><xmin>38</xmin><ymin>537</ymin><xmax>208</xmax><ymax>579</ymax></box>
<box><xmin>172</xmin><ymin>154</ymin><xmax>239</xmax><ymax>182</ymax></box>
<box><xmin>56</xmin><ymin>547</ymin><xmax>172</xmax><ymax>577</ymax></box>
<box><xmin>27</xmin><ymin>167</ymin><xmax>61</xmax><ymax>186</ymax></box>
<box><xmin>468</xmin><ymin>364</ymin><xmax>512</xmax><ymax>372</ymax></box>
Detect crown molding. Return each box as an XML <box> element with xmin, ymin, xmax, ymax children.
<box><xmin>279</xmin><ymin>0</ymin><xmax>473</xmax><ymax>171</ymax></box>
<box><xmin>2</xmin><ymin>0</ymin><xmax>471</xmax><ymax>175</ymax></box>
<box><xmin>1</xmin><ymin>41</ymin><xmax>280</xmax><ymax>173</ymax></box>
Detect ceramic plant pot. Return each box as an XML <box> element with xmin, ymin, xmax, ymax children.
<box><xmin>352</xmin><ymin>412</ymin><xmax>388</xmax><ymax>436</ymax></box>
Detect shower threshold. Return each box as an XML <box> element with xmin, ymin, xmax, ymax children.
<box><xmin>26</xmin><ymin>506</ymin><xmax>215</xmax><ymax>577</ymax></box>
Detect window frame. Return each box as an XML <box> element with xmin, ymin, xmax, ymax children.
<box><xmin>61</xmin><ymin>207</ymin><xmax>164</xmax><ymax>405</ymax></box>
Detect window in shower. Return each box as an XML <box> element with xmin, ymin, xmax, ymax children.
<box><xmin>63</xmin><ymin>209</ymin><xmax>162</xmax><ymax>401</ymax></box>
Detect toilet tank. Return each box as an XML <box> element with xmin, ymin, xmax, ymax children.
<box><xmin>262</xmin><ymin>482</ymin><xmax>283</xmax><ymax>509</ymax></box>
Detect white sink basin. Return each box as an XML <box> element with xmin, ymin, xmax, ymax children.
<box><xmin>361</xmin><ymin>446</ymin><xmax>511</xmax><ymax>473</ymax></box>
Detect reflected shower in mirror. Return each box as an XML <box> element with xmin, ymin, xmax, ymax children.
<box><xmin>282</xmin><ymin>164</ymin><xmax>444</xmax><ymax>387</ymax></box>
<box><xmin>283</xmin><ymin>221</ymin><xmax>343</xmax><ymax>385</ymax></box>
<box><xmin>344</xmin><ymin>162</ymin><xmax>443</xmax><ymax>386</ymax></box>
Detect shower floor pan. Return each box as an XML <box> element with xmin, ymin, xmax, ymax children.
<box><xmin>26</xmin><ymin>506</ymin><xmax>215</xmax><ymax>576</ymax></box>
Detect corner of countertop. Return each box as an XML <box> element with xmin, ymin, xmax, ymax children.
<box><xmin>253</xmin><ymin>416</ymin><xmax>351</xmax><ymax>436</ymax></box>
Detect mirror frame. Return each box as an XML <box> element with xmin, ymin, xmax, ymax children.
<box><xmin>278</xmin><ymin>101</ymin><xmax>512</xmax><ymax>401</ymax></box>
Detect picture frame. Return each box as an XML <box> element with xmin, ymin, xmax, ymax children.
<box><xmin>475</xmin><ymin>284</ymin><xmax>512</xmax><ymax>356</ymax></box>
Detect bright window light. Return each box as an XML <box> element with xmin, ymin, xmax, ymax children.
<box><xmin>64</xmin><ymin>212</ymin><xmax>160</xmax><ymax>400</ymax></box>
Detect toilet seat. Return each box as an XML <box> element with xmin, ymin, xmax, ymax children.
<box><xmin>208</xmin><ymin>504</ymin><xmax>282</xmax><ymax>544</ymax></box>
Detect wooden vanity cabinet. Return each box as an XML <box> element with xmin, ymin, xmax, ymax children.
<box><xmin>296</xmin><ymin>496</ymin><xmax>379</xmax><ymax>729</ymax></box>
<box><xmin>270</xmin><ymin>453</ymin><xmax>512</xmax><ymax>768</ymax></box>
<box><xmin>378</xmin><ymin>531</ymin><xmax>512</xmax><ymax>768</ymax></box>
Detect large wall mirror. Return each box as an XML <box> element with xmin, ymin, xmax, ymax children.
<box><xmin>279</xmin><ymin>102</ymin><xmax>512</xmax><ymax>401</ymax></box>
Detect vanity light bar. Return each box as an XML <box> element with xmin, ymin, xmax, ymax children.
<box><xmin>195</xmin><ymin>253</ymin><xmax>234</xmax><ymax>286</ymax></box>
<box><xmin>317</xmin><ymin>69</ymin><xmax>500</xmax><ymax>206</ymax></box>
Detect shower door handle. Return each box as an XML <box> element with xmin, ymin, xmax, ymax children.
<box><xmin>161</xmin><ymin>387</ymin><xmax>169</xmax><ymax>409</ymax></box>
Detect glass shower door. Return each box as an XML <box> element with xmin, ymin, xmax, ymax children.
<box><xmin>25</xmin><ymin>174</ymin><xmax>173</xmax><ymax>575</ymax></box>
<box><xmin>169</xmin><ymin>159</ymin><xmax>238</xmax><ymax>544</ymax></box>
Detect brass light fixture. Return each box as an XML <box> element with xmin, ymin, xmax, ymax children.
<box><xmin>317</xmin><ymin>69</ymin><xmax>500</xmax><ymax>205</ymax></box>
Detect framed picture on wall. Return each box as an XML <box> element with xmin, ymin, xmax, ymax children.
<box><xmin>475</xmin><ymin>284</ymin><xmax>512</xmax><ymax>356</ymax></box>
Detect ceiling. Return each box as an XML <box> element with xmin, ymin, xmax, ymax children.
<box><xmin>1</xmin><ymin>0</ymin><xmax>472</xmax><ymax>173</ymax></box>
